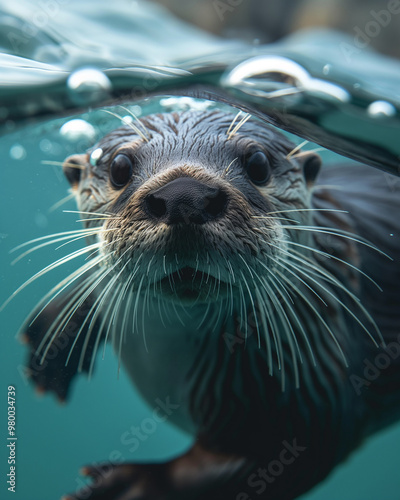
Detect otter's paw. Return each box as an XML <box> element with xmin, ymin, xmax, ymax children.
<box><xmin>61</xmin><ymin>462</ymin><xmax>170</xmax><ymax>500</ymax></box>
<box><xmin>21</xmin><ymin>322</ymin><xmax>78</xmax><ymax>403</ymax></box>
<box><xmin>21</xmin><ymin>284</ymin><xmax>102</xmax><ymax>402</ymax></box>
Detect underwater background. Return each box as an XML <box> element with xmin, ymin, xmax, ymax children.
<box><xmin>1</xmin><ymin>1</ymin><xmax>400</xmax><ymax>499</ymax></box>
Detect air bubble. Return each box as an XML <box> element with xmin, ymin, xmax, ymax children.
<box><xmin>67</xmin><ymin>68</ymin><xmax>112</xmax><ymax>106</ymax></box>
<box><xmin>39</xmin><ymin>138</ymin><xmax>63</xmax><ymax>156</ymax></box>
<box><xmin>9</xmin><ymin>144</ymin><xmax>26</xmax><ymax>160</ymax></box>
<box><xmin>90</xmin><ymin>148</ymin><xmax>103</xmax><ymax>166</ymax></box>
<box><xmin>60</xmin><ymin>119</ymin><xmax>97</xmax><ymax>142</ymax></box>
<box><xmin>322</xmin><ymin>64</ymin><xmax>331</xmax><ymax>75</ymax></box>
<box><xmin>122</xmin><ymin>115</ymin><xmax>133</xmax><ymax>124</ymax></box>
<box><xmin>35</xmin><ymin>212</ymin><xmax>48</xmax><ymax>229</ymax></box>
<box><xmin>367</xmin><ymin>100</ymin><xmax>396</xmax><ymax>118</ymax></box>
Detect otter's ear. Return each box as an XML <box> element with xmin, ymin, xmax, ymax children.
<box><xmin>63</xmin><ymin>154</ymin><xmax>87</xmax><ymax>190</ymax></box>
<box><xmin>298</xmin><ymin>152</ymin><xmax>322</xmax><ymax>187</ymax></box>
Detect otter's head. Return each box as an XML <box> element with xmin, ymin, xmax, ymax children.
<box><xmin>63</xmin><ymin>110</ymin><xmax>321</xmax><ymax>304</ymax></box>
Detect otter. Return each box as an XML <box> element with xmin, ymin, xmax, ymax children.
<box><xmin>20</xmin><ymin>109</ymin><xmax>400</xmax><ymax>500</ymax></box>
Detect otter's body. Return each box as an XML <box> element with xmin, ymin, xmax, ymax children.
<box><xmin>21</xmin><ymin>109</ymin><xmax>400</xmax><ymax>500</ymax></box>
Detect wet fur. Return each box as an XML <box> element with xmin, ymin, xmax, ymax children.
<box><xmin>19</xmin><ymin>110</ymin><xmax>400</xmax><ymax>500</ymax></box>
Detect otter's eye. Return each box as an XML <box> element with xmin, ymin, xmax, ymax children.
<box><xmin>244</xmin><ymin>151</ymin><xmax>271</xmax><ymax>185</ymax></box>
<box><xmin>110</xmin><ymin>154</ymin><xmax>133</xmax><ymax>188</ymax></box>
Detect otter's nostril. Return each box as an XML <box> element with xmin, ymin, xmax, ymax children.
<box><xmin>146</xmin><ymin>194</ymin><xmax>167</xmax><ymax>218</ymax></box>
<box><xmin>204</xmin><ymin>189</ymin><xmax>227</xmax><ymax>218</ymax></box>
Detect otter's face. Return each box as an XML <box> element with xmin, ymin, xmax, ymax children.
<box><xmin>63</xmin><ymin>110</ymin><xmax>320</xmax><ymax>303</ymax></box>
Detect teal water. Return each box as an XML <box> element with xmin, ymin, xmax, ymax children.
<box><xmin>1</xmin><ymin>1</ymin><xmax>400</xmax><ymax>500</ymax></box>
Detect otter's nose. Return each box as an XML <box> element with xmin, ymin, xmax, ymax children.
<box><xmin>144</xmin><ymin>177</ymin><xmax>227</xmax><ymax>225</ymax></box>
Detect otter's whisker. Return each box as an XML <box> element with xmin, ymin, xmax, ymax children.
<box><xmin>267</xmin><ymin>271</ymin><xmax>305</xmax><ymax>366</ymax></box>
<box><xmin>280</xmin><ymin>255</ymin><xmax>381</xmax><ymax>348</ymax></box>
<box><xmin>156</xmin><ymin>294</ymin><xmax>167</xmax><ymax>329</ymax></box>
<box><xmin>259</xmin><ymin>276</ymin><xmax>301</xmax><ymax>389</ymax></box>
<box><xmin>1</xmin><ymin>243</ymin><xmax>102</xmax><ymax>311</ymax></box>
<box><xmin>104</xmin><ymin>282</ymin><xmax>124</xmax><ymax>356</ymax></box>
<box><xmin>171</xmin><ymin>298</ymin><xmax>186</xmax><ymax>327</ymax></box>
<box><xmin>310</xmin><ymin>184</ymin><xmax>343</xmax><ymax>192</ymax></box>
<box><xmin>253</xmin><ymin>287</ymin><xmax>273</xmax><ymax>376</ymax></box>
<box><xmin>279</xmin><ymin>225</ymin><xmax>392</xmax><ymax>259</ymax></box>
<box><xmin>66</xmin><ymin>250</ymin><xmax>134</xmax><ymax>368</ymax></box>
<box><xmin>267</xmin><ymin>246</ymin><xmax>328</xmax><ymax>308</ymax></box>
<box><xmin>76</xmin><ymin>217</ymin><xmax>118</xmax><ymax>223</ymax></box>
<box><xmin>92</xmin><ymin>278</ymin><xmax>121</xmax><ymax>374</ymax></box>
<box><xmin>252</xmin><ymin>216</ymin><xmax>300</xmax><ymax>224</ymax></box>
<box><xmin>286</xmin><ymin>140</ymin><xmax>309</xmax><ymax>159</ymax></box>
<box><xmin>205</xmin><ymin>263</ymin><xmax>211</xmax><ymax>285</ymax></box>
<box><xmin>16</xmin><ymin>256</ymin><xmax>102</xmax><ymax>341</ymax></box>
<box><xmin>290</xmin><ymin>148</ymin><xmax>326</xmax><ymax>159</ymax></box>
<box><xmin>240</xmin><ymin>269</ymin><xmax>261</xmax><ymax>348</ymax></box>
<box><xmin>10</xmin><ymin>227</ymin><xmax>104</xmax><ymax>253</ymax></box>
<box><xmin>38</xmin><ymin>269</ymin><xmax>105</xmax><ymax>363</ymax></box>
<box><xmin>221</xmin><ymin>158</ymin><xmax>238</xmax><ymax>179</ymax></box>
<box><xmin>223</xmin><ymin>257</ymin><xmax>236</xmax><ymax>316</ymax></box>
<box><xmin>226</xmin><ymin>110</ymin><xmax>243</xmax><ymax>137</ymax></box>
<box><xmin>267</xmin><ymin>257</ymin><xmax>318</xmax><ymax>365</ymax></box>
<box><xmin>132</xmin><ymin>274</ymin><xmax>146</xmax><ymax>345</ymax></box>
<box><xmin>49</xmin><ymin>193</ymin><xmax>76</xmax><ymax>213</ymax></box>
<box><xmin>41</xmin><ymin>160</ymin><xmax>85</xmax><ymax>170</ymax></box>
<box><xmin>273</xmin><ymin>258</ymin><xmax>348</xmax><ymax>367</ymax></box>
<box><xmin>118</xmin><ymin>271</ymin><xmax>137</xmax><ymax>375</ymax></box>
<box><xmin>257</xmin><ymin>285</ymin><xmax>285</xmax><ymax>390</ymax></box>
<box><xmin>238</xmin><ymin>254</ymin><xmax>254</xmax><ymax>279</ymax></box>
<box><xmin>215</xmin><ymin>289</ymin><xmax>226</xmax><ymax>329</ymax></box>
<box><xmin>63</xmin><ymin>210</ymin><xmax>113</xmax><ymax>218</ymax></box>
<box><xmin>273</xmin><ymin>262</ymin><xmax>339</xmax><ymax>363</ymax></box>
<box><xmin>263</xmin><ymin>209</ymin><xmax>348</xmax><ymax>216</ymax></box>
<box><xmin>32</xmin><ymin>254</ymin><xmax>106</xmax><ymax>335</ymax></box>
<box><xmin>100</xmin><ymin>252</ymin><xmax>138</xmax><ymax>364</ymax></box>
<box><xmin>101</xmin><ymin>109</ymin><xmax>149</xmax><ymax>143</ymax></box>
<box><xmin>141</xmin><ymin>281</ymin><xmax>151</xmax><ymax>355</ymax></box>
<box><xmin>162</xmin><ymin>255</ymin><xmax>167</xmax><ymax>275</ymax></box>
<box><xmin>216</xmin><ymin>266</ymin><xmax>222</xmax><ymax>302</ymax></box>
<box><xmin>161</xmin><ymin>295</ymin><xmax>173</xmax><ymax>326</ymax></box>
<box><xmin>273</xmin><ymin>270</ymin><xmax>317</xmax><ymax>367</ymax></box>
<box><xmin>281</xmin><ymin>246</ymin><xmax>383</xmax><ymax>344</ymax></box>
<box><xmin>227</xmin><ymin>113</ymin><xmax>251</xmax><ymax>140</ymax></box>
<box><xmin>35</xmin><ymin>270</ymin><xmax>103</xmax><ymax>361</ymax></box>
<box><xmin>280</xmin><ymin>239</ymin><xmax>382</xmax><ymax>291</ymax></box>
<box><xmin>147</xmin><ymin>256</ymin><xmax>155</xmax><ymax>275</ymax></box>
<box><xmin>197</xmin><ymin>302</ymin><xmax>211</xmax><ymax>331</ymax></box>
<box><xmin>276</xmin><ymin>241</ymin><xmax>379</xmax><ymax>310</ymax></box>
<box><xmin>89</xmin><ymin>285</ymin><xmax>119</xmax><ymax>377</ymax></box>
<box><xmin>11</xmin><ymin>230</ymin><xmax>105</xmax><ymax>265</ymax></box>
<box><xmin>59</xmin><ymin>266</ymin><xmax>122</xmax><ymax>365</ymax></box>
<box><xmin>80</xmin><ymin>272</ymin><xmax>124</xmax><ymax>373</ymax></box>
<box><xmin>55</xmin><ymin>228</ymin><xmax>118</xmax><ymax>251</ymax></box>
<box><xmin>238</xmin><ymin>282</ymin><xmax>248</xmax><ymax>341</ymax></box>
<box><xmin>118</xmin><ymin>105</ymin><xmax>151</xmax><ymax>139</ymax></box>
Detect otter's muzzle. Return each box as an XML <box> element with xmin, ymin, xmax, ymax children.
<box><xmin>144</xmin><ymin>177</ymin><xmax>228</xmax><ymax>225</ymax></box>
